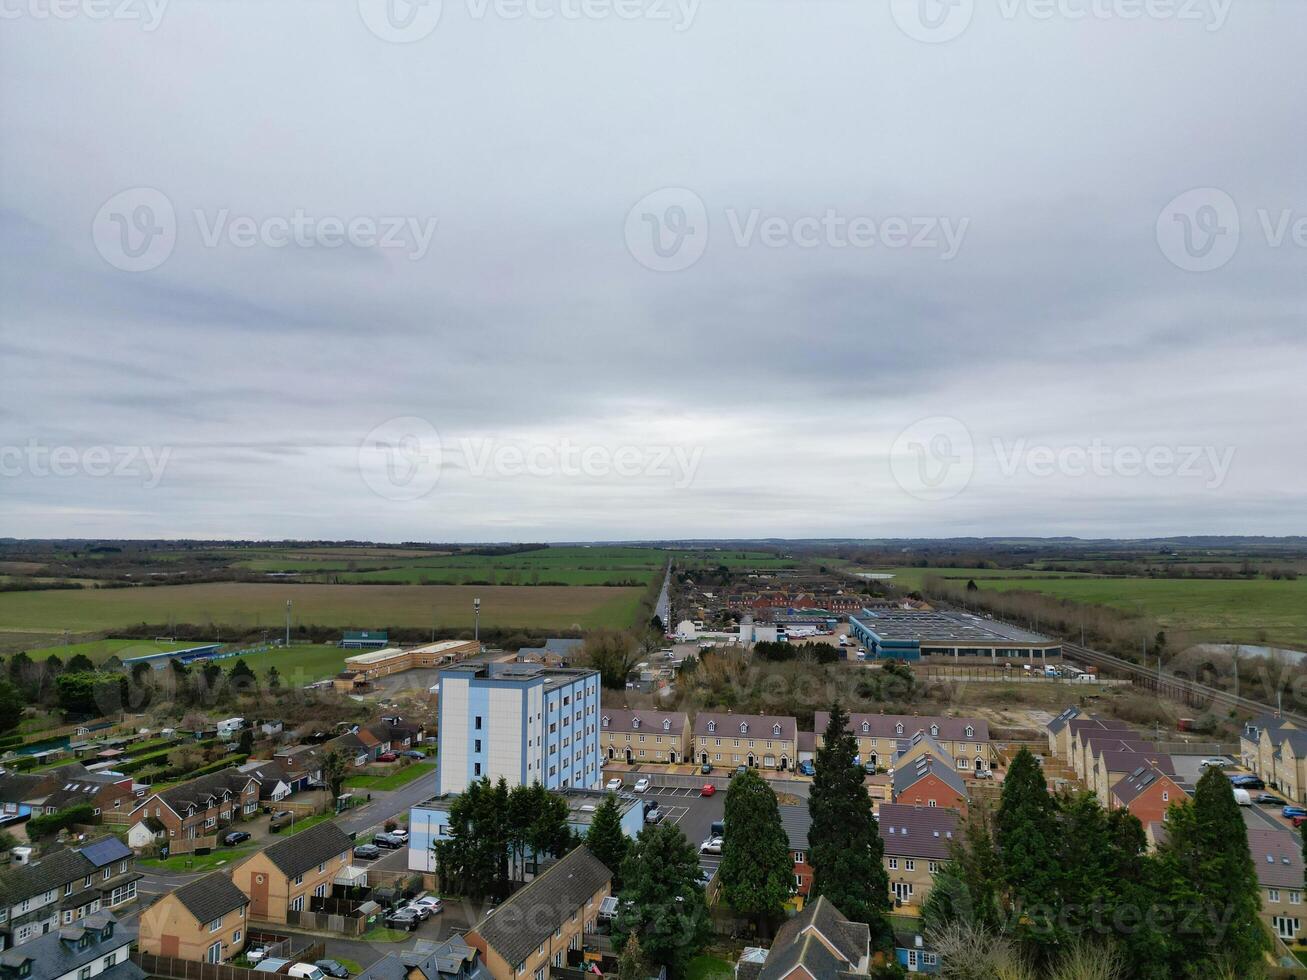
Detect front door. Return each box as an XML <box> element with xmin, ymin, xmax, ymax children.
<box><xmin>892</xmin><ymin>881</ymin><xmax>913</xmax><ymax>904</ymax></box>
<box><xmin>250</xmin><ymin>872</ymin><xmax>270</xmax><ymax>919</ymax></box>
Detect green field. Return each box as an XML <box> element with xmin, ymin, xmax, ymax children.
<box><xmin>19</xmin><ymin>637</ymin><xmax>200</xmax><ymax>663</ymax></box>
<box><xmin>344</xmin><ymin>762</ymin><xmax>436</xmax><ymax>790</ymax></box>
<box><xmin>0</xmin><ymin>582</ymin><xmax>646</xmax><ymax>638</ymax></box>
<box><xmin>872</xmin><ymin>567</ymin><xmax>1307</xmax><ymax>649</ymax></box>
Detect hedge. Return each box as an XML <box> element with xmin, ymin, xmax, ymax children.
<box><xmin>27</xmin><ymin>803</ymin><xmax>95</xmax><ymax>839</ymax></box>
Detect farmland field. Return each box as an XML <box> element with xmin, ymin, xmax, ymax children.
<box><xmin>0</xmin><ymin>582</ymin><xmax>645</xmax><ymax>636</ymax></box>
<box><xmin>871</xmin><ymin>567</ymin><xmax>1307</xmax><ymax>650</ymax></box>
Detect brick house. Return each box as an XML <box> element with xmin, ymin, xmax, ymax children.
<box><xmin>229</xmin><ymin>822</ymin><xmax>353</xmax><ymax>924</ymax></box>
<box><xmin>0</xmin><ymin>838</ymin><xmax>140</xmax><ymax>950</ymax></box>
<box><xmin>465</xmin><ymin>846</ymin><xmax>610</xmax><ymax>980</ymax></box>
<box><xmin>891</xmin><ymin>757</ymin><xmax>968</xmax><ymax>812</ymax></box>
<box><xmin>600</xmin><ymin>709</ymin><xmax>691</xmax><ymax>765</ymax></box>
<box><xmin>778</xmin><ymin>805</ymin><xmax>812</xmax><ymax>898</ymax></box>
<box><xmin>138</xmin><ymin>872</ymin><xmax>249</xmax><ymax>962</ymax></box>
<box><xmin>129</xmin><ymin>769</ymin><xmax>259</xmax><ymax>851</ymax></box>
<box><xmin>878</xmin><ymin>803</ymin><xmax>959</xmax><ymax>910</ymax></box>
<box><xmin>733</xmin><ymin>897</ymin><xmax>871</xmax><ymax>980</ymax></box>
<box><xmin>1091</xmin><ymin>750</ymin><xmax>1176</xmax><ymax>808</ymax></box>
<box><xmin>693</xmin><ymin>713</ymin><xmax>798</xmax><ymax>771</ymax></box>
<box><xmin>1110</xmin><ymin>766</ymin><xmax>1188</xmax><ymax>825</ymax></box>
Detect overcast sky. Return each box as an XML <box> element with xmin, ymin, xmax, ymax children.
<box><xmin>2</xmin><ymin>0</ymin><xmax>1304</xmax><ymax>541</ymax></box>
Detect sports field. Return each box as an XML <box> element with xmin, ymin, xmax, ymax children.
<box><xmin>0</xmin><ymin>582</ymin><xmax>646</xmax><ymax>638</ymax></box>
<box><xmin>873</xmin><ymin>567</ymin><xmax>1307</xmax><ymax>650</ymax></box>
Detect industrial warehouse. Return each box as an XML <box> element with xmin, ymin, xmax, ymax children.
<box><xmin>847</xmin><ymin>609</ymin><xmax>1062</xmax><ymax>661</ymax></box>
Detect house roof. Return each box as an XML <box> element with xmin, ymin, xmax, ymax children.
<box><xmin>797</xmin><ymin>732</ymin><xmax>815</xmax><ymax>752</ymax></box>
<box><xmin>1067</xmin><ymin>719</ymin><xmax>1134</xmax><ymax>742</ymax></box>
<box><xmin>1045</xmin><ymin>706</ymin><xmax>1080</xmax><ymax>734</ymax></box>
<box><xmin>898</xmin><ymin>730</ymin><xmax>953</xmax><ymax>763</ymax></box>
<box><xmin>758</xmin><ymin>896</ymin><xmax>868</xmax><ymax>980</ymax></box>
<box><xmin>1111</xmin><ymin>765</ymin><xmax>1184</xmax><ymax>806</ymax></box>
<box><xmin>599</xmin><ymin>709</ymin><xmax>688</xmax><ymax>735</ymax></box>
<box><xmin>260</xmin><ymin>820</ymin><xmax>354</xmax><ymax>878</ymax></box>
<box><xmin>1097</xmin><ymin>750</ymin><xmax>1175</xmax><ymax>776</ymax></box>
<box><xmin>471</xmin><ymin>846</ymin><xmax>611</xmax><ymax>967</ymax></box>
<box><xmin>0</xmin><ymin>846</ymin><xmax>95</xmax><ymax>905</ymax></box>
<box><xmin>356</xmin><ymin>935</ymin><xmax>490</xmax><ymax>980</ymax></box>
<box><xmin>693</xmin><ymin>712</ymin><xmax>797</xmax><ymax>740</ymax></box>
<box><xmin>892</xmin><ymin>756</ymin><xmax>968</xmax><ymax>801</ymax></box>
<box><xmin>778</xmin><ymin>804</ymin><xmax>810</xmax><ymax>852</ymax></box>
<box><xmin>156</xmin><ymin>768</ymin><xmax>255</xmax><ymax>814</ymax></box>
<box><xmin>0</xmin><ymin>912</ymin><xmax>140</xmax><ymax>980</ymax></box>
<box><xmin>0</xmin><ymin>773</ymin><xmax>45</xmax><ymax>804</ymax></box>
<box><xmin>815</xmin><ymin>712</ymin><xmax>988</xmax><ymax>743</ymax></box>
<box><xmin>171</xmin><ymin>872</ymin><xmax>249</xmax><ymax>924</ymax></box>
<box><xmin>238</xmin><ymin>759</ymin><xmax>290</xmax><ymax>784</ymax></box>
<box><xmin>1247</xmin><ymin>828</ymin><xmax>1305</xmax><ymax>889</ymax></box>
<box><xmin>77</xmin><ymin>836</ymin><xmax>133</xmax><ymax>869</ymax></box>
<box><xmin>877</xmin><ymin>803</ymin><xmax>959</xmax><ymax>859</ymax></box>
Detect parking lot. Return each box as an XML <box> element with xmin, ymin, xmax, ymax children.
<box><xmin>628</xmin><ymin>783</ymin><xmax>726</xmax><ymax>877</ymax></box>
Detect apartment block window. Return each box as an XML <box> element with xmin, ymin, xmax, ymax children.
<box><xmin>475</xmin><ymin>716</ymin><xmax>483</xmax><ymax>730</ymax></box>
<box><xmin>474</xmin><ymin>763</ymin><xmax>482</xmax><ymax>776</ymax></box>
<box><xmin>475</xmin><ymin>739</ymin><xmax>482</xmax><ymax>752</ymax></box>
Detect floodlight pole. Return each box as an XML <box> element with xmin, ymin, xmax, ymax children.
<box><xmin>285</xmin><ymin>600</ymin><xmax>292</xmax><ymax>647</ymax></box>
<box><xmin>474</xmin><ymin>598</ymin><xmax>481</xmax><ymax>644</ymax></box>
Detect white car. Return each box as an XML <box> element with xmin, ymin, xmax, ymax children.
<box><xmin>699</xmin><ymin>836</ymin><xmax>723</xmax><ymax>855</ymax></box>
<box><xmin>1201</xmin><ymin>758</ymin><xmax>1228</xmax><ymax>769</ymax></box>
<box><xmin>389</xmin><ymin>828</ymin><xmax>410</xmax><ymax>843</ymax></box>
<box><xmin>605</xmin><ymin>778</ymin><xmax>623</xmax><ymax>792</ymax></box>
<box><xmin>411</xmin><ymin>895</ymin><xmax>443</xmax><ymax>915</ymax></box>
<box><xmin>633</xmin><ymin>777</ymin><xmax>651</xmax><ymax>793</ymax></box>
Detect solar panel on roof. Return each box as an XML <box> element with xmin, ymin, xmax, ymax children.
<box><xmin>1129</xmin><ymin>767</ymin><xmax>1145</xmax><ymax>779</ymax></box>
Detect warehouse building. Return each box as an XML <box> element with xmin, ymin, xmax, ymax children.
<box><xmin>847</xmin><ymin>610</ymin><xmax>1060</xmax><ymax>661</ymax></box>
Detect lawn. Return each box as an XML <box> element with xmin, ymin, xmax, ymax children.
<box><xmin>276</xmin><ymin>811</ymin><xmax>335</xmax><ymax>836</ymax></box>
<box><xmin>344</xmin><ymin>762</ymin><xmax>435</xmax><ymax>791</ymax></box>
<box><xmin>0</xmin><ymin>582</ymin><xmax>647</xmax><ymax>635</ymax></box>
<box><xmin>141</xmin><ymin>844</ymin><xmax>256</xmax><ymax>872</ymax></box>
<box><xmin>17</xmin><ymin>637</ymin><xmax>202</xmax><ymax>663</ymax></box>
<box><xmin>685</xmin><ymin>956</ymin><xmax>734</xmax><ymax>980</ymax></box>
<box><xmin>360</xmin><ymin>928</ymin><xmax>412</xmax><ymax>943</ymax></box>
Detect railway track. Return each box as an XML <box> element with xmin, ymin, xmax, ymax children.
<box><xmin>1061</xmin><ymin>640</ymin><xmax>1307</xmax><ymax>728</ymax></box>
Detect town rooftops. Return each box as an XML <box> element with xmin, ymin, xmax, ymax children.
<box><xmin>1097</xmin><ymin>749</ymin><xmax>1175</xmax><ymax>777</ymax></box>
<box><xmin>600</xmin><ymin>709</ymin><xmax>688</xmax><ymax>734</ymax></box>
<box><xmin>342</xmin><ymin>647</ymin><xmax>407</xmax><ymax>665</ymax></box>
<box><xmin>877</xmin><ymin>803</ymin><xmax>959</xmax><ymax>859</ymax></box>
<box><xmin>1111</xmin><ymin>765</ymin><xmax>1184</xmax><ymax>806</ymax></box>
<box><xmin>439</xmin><ymin>662</ymin><xmax>598</xmax><ymax>693</ymax></box>
<box><xmin>517</xmin><ymin>638</ymin><xmax>585</xmax><ymax>662</ymax></box>
<box><xmin>778</xmin><ymin>804</ymin><xmax>811</xmax><ymax>852</ymax></box>
<box><xmin>172</xmin><ymin>872</ymin><xmax>250</xmax><ymax>924</ymax></box>
<box><xmin>850</xmin><ymin>609</ymin><xmax>1053</xmax><ymax>645</ymax></box>
<box><xmin>693</xmin><ymin>712</ymin><xmax>797</xmax><ymax>740</ymax></box>
<box><xmin>0</xmin><ymin>912</ymin><xmax>140</xmax><ymax>980</ymax></box>
<box><xmin>892</xmin><ymin>755</ymin><xmax>968</xmax><ymax>801</ymax></box>
<box><xmin>1247</xmin><ymin>827</ymin><xmax>1305</xmax><ymax>889</ymax></box>
<box><xmin>238</xmin><ymin>759</ymin><xmax>291</xmax><ymax>783</ymax></box>
<box><xmin>77</xmin><ymin>835</ymin><xmax>133</xmax><ymax>869</ymax></box>
<box><xmin>155</xmin><ymin>767</ymin><xmax>254</xmax><ymax>814</ymax></box>
<box><xmin>260</xmin><ymin>820</ymin><xmax>354</xmax><ymax>878</ymax></box>
<box><xmin>1067</xmin><ymin>718</ymin><xmax>1134</xmax><ymax>741</ymax></box>
<box><xmin>815</xmin><ymin>712</ymin><xmax>988</xmax><ymax>743</ymax></box>
<box><xmin>0</xmin><ymin>846</ymin><xmax>95</xmax><ymax>905</ymax></box>
<box><xmin>1046</xmin><ymin>706</ymin><xmax>1081</xmax><ymax>734</ymax></box>
<box><xmin>755</xmin><ymin>896</ymin><xmax>869</xmax><ymax>980</ymax></box>
<box><xmin>356</xmin><ymin>935</ymin><xmax>490</xmax><ymax>980</ymax></box>
<box><xmin>471</xmin><ymin>846</ymin><xmax>610</xmax><ymax>968</ymax></box>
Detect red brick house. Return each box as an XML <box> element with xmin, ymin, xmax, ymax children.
<box><xmin>129</xmin><ymin>768</ymin><xmax>259</xmax><ymax>851</ymax></box>
<box><xmin>1111</xmin><ymin>765</ymin><xmax>1188</xmax><ymax>824</ymax></box>
<box><xmin>891</xmin><ymin>756</ymin><xmax>968</xmax><ymax>813</ymax></box>
<box><xmin>778</xmin><ymin>804</ymin><xmax>813</xmax><ymax>897</ymax></box>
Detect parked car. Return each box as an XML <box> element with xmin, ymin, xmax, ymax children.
<box><xmin>734</xmin><ymin>765</ymin><xmax>748</xmax><ymax>777</ymax></box>
<box><xmin>697</xmin><ymin>867</ymin><xmax>714</xmax><ymax>888</ymax></box>
<box><xmin>402</xmin><ymin>750</ymin><xmax>426</xmax><ymax>759</ymax></box>
<box><xmin>606</xmin><ymin>777</ymin><xmax>623</xmax><ymax>791</ymax></box>
<box><xmin>700</xmin><ymin>783</ymin><xmax>716</xmax><ymax>797</ymax></box>
<box><xmin>797</xmin><ymin>761</ymin><xmax>815</xmax><ymax>777</ymax></box>
<box><xmin>1200</xmin><ymin>758</ymin><xmax>1228</xmax><ymax>769</ymax></box>
<box><xmin>634</xmin><ymin>777</ymin><xmax>651</xmax><ymax>793</ymax></box>
<box><xmin>374</xmin><ymin>832</ymin><xmax>405</xmax><ymax>849</ymax></box>
<box><xmin>699</xmin><ymin>836</ymin><xmax>723</xmax><ymax>855</ymax></box>
<box><xmin>974</xmin><ymin>769</ymin><xmax>994</xmax><ymax>780</ymax></box>
<box><xmin>700</xmin><ymin>763</ymin><xmax>713</xmax><ymax>775</ymax></box>
<box><xmin>269</xmin><ymin>810</ymin><xmax>295</xmax><ymax>831</ymax></box>
<box><xmin>385</xmin><ymin>909</ymin><xmax>420</xmax><ymax>931</ymax></box>
<box><xmin>287</xmin><ymin>965</ymin><xmax>326</xmax><ymax>980</ymax></box>
<box><xmin>645</xmin><ymin>808</ymin><xmax>664</xmax><ymax>825</ymax></box>
<box><xmin>863</xmin><ymin>761</ymin><xmax>876</xmax><ymax>774</ymax></box>
<box><xmin>1295</xmin><ymin>814</ymin><xmax>1307</xmax><ymax>829</ymax></box>
<box><xmin>315</xmin><ymin>962</ymin><xmax>350</xmax><ymax>979</ymax></box>
<box><xmin>1282</xmin><ymin>805</ymin><xmax>1307</xmax><ymax>819</ymax></box>
<box><xmin>223</xmin><ymin>830</ymin><xmax>252</xmax><ymax>846</ymax></box>
<box><xmin>377</xmin><ymin>752</ymin><xmax>398</xmax><ymax>762</ymax></box>
<box><xmin>353</xmin><ymin>843</ymin><xmax>381</xmax><ymax>860</ymax></box>
<box><xmin>1230</xmin><ymin>775</ymin><xmax>1265</xmax><ymax>789</ymax></box>
<box><xmin>1233</xmin><ymin>788</ymin><xmax>1252</xmax><ymax>806</ymax></box>
<box><xmin>410</xmin><ymin>895</ymin><xmax>443</xmax><ymax>915</ymax></box>
<box><xmin>1255</xmin><ymin>793</ymin><xmax>1285</xmax><ymax>805</ymax></box>
<box><xmin>389</xmin><ymin>827</ymin><xmax>409</xmax><ymax>843</ymax></box>
<box><xmin>404</xmin><ymin>901</ymin><xmax>432</xmax><ymax>920</ymax></box>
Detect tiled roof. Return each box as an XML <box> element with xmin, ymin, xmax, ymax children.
<box><xmin>472</xmin><ymin>847</ymin><xmax>611</xmax><ymax>967</ymax></box>
<box><xmin>778</xmin><ymin>804</ymin><xmax>810</xmax><ymax>852</ymax></box>
<box><xmin>599</xmin><ymin>709</ymin><xmax>688</xmax><ymax>735</ymax></box>
<box><xmin>260</xmin><ymin>820</ymin><xmax>354</xmax><ymax>878</ymax></box>
<box><xmin>877</xmin><ymin>803</ymin><xmax>959</xmax><ymax>859</ymax></box>
<box><xmin>797</xmin><ymin>732</ymin><xmax>815</xmax><ymax>752</ymax></box>
<box><xmin>157</xmin><ymin>768</ymin><xmax>254</xmax><ymax>814</ymax></box>
<box><xmin>693</xmin><ymin>713</ymin><xmax>797</xmax><ymax>741</ymax></box>
<box><xmin>356</xmin><ymin>935</ymin><xmax>491</xmax><ymax>980</ymax></box>
<box><xmin>1097</xmin><ymin>750</ymin><xmax>1174</xmax><ymax>776</ymax></box>
<box><xmin>1067</xmin><ymin>719</ymin><xmax>1134</xmax><ymax>741</ymax></box>
<box><xmin>759</xmin><ymin>896</ymin><xmax>868</xmax><ymax>980</ymax></box>
<box><xmin>1045</xmin><ymin>706</ymin><xmax>1080</xmax><ymax>734</ymax></box>
<box><xmin>1247</xmin><ymin>828</ymin><xmax>1304</xmax><ymax>889</ymax></box>
<box><xmin>815</xmin><ymin>712</ymin><xmax>988</xmax><ymax>743</ymax></box>
<box><xmin>0</xmin><ymin>774</ymin><xmax>45</xmax><ymax>804</ymax></box>
<box><xmin>1111</xmin><ymin>765</ymin><xmax>1184</xmax><ymax>806</ymax></box>
<box><xmin>238</xmin><ymin>759</ymin><xmax>290</xmax><ymax>784</ymax></box>
<box><xmin>0</xmin><ymin>846</ymin><xmax>95</xmax><ymax>904</ymax></box>
<box><xmin>892</xmin><ymin>756</ymin><xmax>968</xmax><ymax>800</ymax></box>
<box><xmin>0</xmin><ymin>912</ymin><xmax>140</xmax><ymax>980</ymax></box>
<box><xmin>171</xmin><ymin>872</ymin><xmax>249</xmax><ymax>924</ymax></box>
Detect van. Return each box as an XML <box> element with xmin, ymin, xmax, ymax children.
<box><xmin>288</xmin><ymin>966</ymin><xmax>326</xmax><ymax>980</ymax></box>
<box><xmin>1233</xmin><ymin>788</ymin><xmax>1252</xmax><ymax>807</ymax></box>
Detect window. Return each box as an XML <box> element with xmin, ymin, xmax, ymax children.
<box><xmin>80</xmin><ymin>969</ymin><xmax>92</xmax><ymax>980</ymax></box>
<box><xmin>290</xmin><ymin>896</ymin><xmax>304</xmax><ymax>912</ymax></box>
<box><xmin>1293</xmin><ymin>892</ymin><xmax>1302</xmax><ymax>905</ymax></box>
<box><xmin>794</xmin><ymin>851</ymin><xmax>805</xmax><ymax>864</ymax></box>
<box><xmin>206</xmin><ymin>941</ymin><xmax>223</xmax><ymax>964</ymax></box>
<box><xmin>209</xmin><ymin>916</ymin><xmax>223</xmax><ymax>932</ymax></box>
<box><xmin>534</xmin><ymin>969</ymin><xmax>546</xmax><ymax>980</ymax></box>
<box><xmin>233</xmin><ymin>930</ymin><xmax>241</xmax><ymax>944</ymax></box>
<box><xmin>474</xmin><ymin>763</ymin><xmax>482</xmax><ymax>776</ymax></box>
<box><xmin>1270</xmin><ymin>888</ymin><xmax>1281</xmax><ymax>903</ymax></box>
<box><xmin>318</xmin><ymin>862</ymin><xmax>326</xmax><ymax>873</ymax></box>
<box><xmin>888</xmin><ymin>858</ymin><xmax>898</xmax><ymax>870</ymax></box>
<box><xmin>923</xmin><ymin>953</ymin><xmax>938</xmax><ymax>966</ymax></box>
<box><xmin>475</xmin><ymin>716</ymin><xmax>483</xmax><ymax>730</ymax></box>
<box><xmin>64</xmin><ymin>911</ymin><xmax>74</xmax><ymax>925</ymax></box>
<box><xmin>928</xmin><ymin>861</ymin><xmax>939</xmax><ymax>874</ymax></box>
<box><xmin>103</xmin><ymin>868</ymin><xmax>112</xmax><ymax>881</ymax></box>
<box><xmin>295</xmin><ymin>874</ymin><xmax>305</xmax><ymax>886</ymax></box>
<box><xmin>905</xmin><ymin>859</ymin><xmax>915</xmax><ymax>871</ymax></box>
<box><xmin>1162</xmin><ymin>791</ymin><xmax>1169</xmax><ymax>802</ymax></box>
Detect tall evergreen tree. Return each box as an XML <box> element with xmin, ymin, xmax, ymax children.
<box><xmin>615</xmin><ymin>823</ymin><xmax>710</xmax><ymax>978</ymax></box>
<box><xmin>995</xmin><ymin>747</ymin><xmax>1057</xmax><ymax>926</ymax></box>
<box><xmin>808</xmin><ymin>703</ymin><xmax>891</xmax><ymax>944</ymax></box>
<box><xmin>718</xmin><ymin>767</ymin><xmax>792</xmax><ymax>931</ymax></box>
<box><xmin>586</xmin><ymin>793</ymin><xmax>630</xmax><ymax>887</ymax></box>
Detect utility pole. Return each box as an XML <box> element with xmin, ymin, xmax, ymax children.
<box><xmin>474</xmin><ymin>597</ymin><xmax>481</xmax><ymax>644</ymax></box>
<box><xmin>285</xmin><ymin>600</ymin><xmax>292</xmax><ymax>647</ymax></box>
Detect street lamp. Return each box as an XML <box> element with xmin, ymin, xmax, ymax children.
<box><xmin>474</xmin><ymin>597</ymin><xmax>481</xmax><ymax>644</ymax></box>
<box><xmin>285</xmin><ymin>599</ymin><xmax>292</xmax><ymax>647</ymax></box>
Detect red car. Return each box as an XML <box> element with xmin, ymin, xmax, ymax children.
<box><xmin>377</xmin><ymin>752</ymin><xmax>398</xmax><ymax>762</ymax></box>
<box><xmin>1293</xmin><ymin>815</ymin><xmax>1307</xmax><ymax>829</ymax></box>
<box><xmin>701</xmin><ymin>784</ymin><xmax>716</xmax><ymax>797</ymax></box>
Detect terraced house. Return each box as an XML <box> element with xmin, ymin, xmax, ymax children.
<box><xmin>230</xmin><ymin>821</ymin><xmax>353</xmax><ymax>925</ymax></box>
<box><xmin>878</xmin><ymin>803</ymin><xmax>959</xmax><ymax>910</ymax></box>
<box><xmin>693</xmin><ymin>713</ymin><xmax>798</xmax><ymax>771</ymax></box>
<box><xmin>599</xmin><ymin>709</ymin><xmax>690</xmax><ymax>765</ymax></box>
<box><xmin>0</xmin><ymin>838</ymin><xmax>140</xmax><ymax>950</ymax></box>
<box><xmin>814</xmin><ymin>712</ymin><xmax>992</xmax><ymax>773</ymax></box>
<box><xmin>129</xmin><ymin>769</ymin><xmax>259</xmax><ymax>852</ymax></box>
<box><xmin>138</xmin><ymin>872</ymin><xmax>249</xmax><ymax>962</ymax></box>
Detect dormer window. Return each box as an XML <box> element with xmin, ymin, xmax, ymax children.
<box><xmin>930</xmin><ymin>725</ymin><xmax>939</xmax><ymax>737</ymax></box>
<box><xmin>861</xmin><ymin>722</ymin><xmax>870</xmax><ymax>733</ymax></box>
<box><xmin>965</xmin><ymin>726</ymin><xmax>974</xmax><ymax>738</ymax></box>
<box><xmin>17</xmin><ymin>962</ymin><xmax>30</xmax><ymax>978</ymax></box>
<box><xmin>602</xmin><ymin>715</ymin><xmax>609</xmax><ymax>727</ymax></box>
<box><xmin>632</xmin><ymin>718</ymin><xmax>640</xmax><ymax>730</ymax></box>
<box><xmin>772</xmin><ymin>723</ymin><xmax>781</xmax><ymax>736</ymax></box>
<box><xmin>102</xmin><ymin>924</ymin><xmax>114</xmax><ymax>940</ymax></box>
<box><xmin>707</xmin><ymin>721</ymin><xmax>716</xmax><ymax>733</ymax></box>
<box><xmin>662</xmin><ymin>719</ymin><xmax>671</xmax><ymax>731</ymax></box>
<box><xmin>739</xmin><ymin>722</ymin><xmax>749</xmax><ymax>735</ymax></box>
<box><xmin>895</xmin><ymin>723</ymin><xmax>904</xmax><ymax>735</ymax></box>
